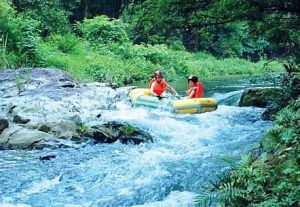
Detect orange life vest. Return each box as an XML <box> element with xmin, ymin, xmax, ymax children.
<box><xmin>186</xmin><ymin>82</ymin><xmax>203</xmax><ymax>98</ymax></box>
<box><xmin>148</xmin><ymin>79</ymin><xmax>167</xmax><ymax>96</ymax></box>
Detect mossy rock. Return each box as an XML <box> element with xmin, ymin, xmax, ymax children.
<box><xmin>238</xmin><ymin>87</ymin><xmax>284</xmax><ymax>108</ymax></box>
<box><xmin>84</xmin><ymin>121</ymin><xmax>153</xmax><ymax>144</ymax></box>
<box><xmin>119</xmin><ymin>123</ymin><xmax>153</xmax><ymax>144</ymax></box>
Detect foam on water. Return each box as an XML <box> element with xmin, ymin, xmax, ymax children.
<box><xmin>0</xmin><ymin>91</ymin><xmax>271</xmax><ymax>207</ymax></box>
<box><xmin>20</xmin><ymin>175</ymin><xmax>61</xmax><ymax>197</ymax></box>
<box><xmin>0</xmin><ymin>198</ymin><xmax>32</xmax><ymax>207</ymax></box>
<box><xmin>132</xmin><ymin>191</ymin><xmax>196</xmax><ymax>207</ymax></box>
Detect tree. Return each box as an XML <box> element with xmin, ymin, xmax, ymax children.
<box><xmin>123</xmin><ymin>0</ymin><xmax>300</xmax><ymax>61</ymax></box>
<box><xmin>71</xmin><ymin>0</ymin><xmax>131</xmax><ymax>21</ymax></box>
<box><xmin>12</xmin><ymin>0</ymin><xmax>80</xmax><ymax>36</ymax></box>
<box><xmin>205</xmin><ymin>0</ymin><xmax>300</xmax><ymax>64</ymax></box>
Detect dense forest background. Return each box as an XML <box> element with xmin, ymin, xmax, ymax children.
<box><xmin>1</xmin><ymin>0</ymin><xmax>299</xmax><ymax>84</ymax></box>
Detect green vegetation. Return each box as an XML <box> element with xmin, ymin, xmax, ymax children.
<box><xmin>0</xmin><ymin>1</ymin><xmax>299</xmax><ymax>205</ymax></box>
<box><xmin>76</xmin><ymin>124</ymin><xmax>88</xmax><ymax>135</ymax></box>
<box><xmin>196</xmin><ymin>97</ymin><xmax>300</xmax><ymax>207</ymax></box>
<box><xmin>0</xmin><ymin>0</ymin><xmax>285</xmax><ymax>85</ymax></box>
<box><xmin>121</xmin><ymin>124</ymin><xmax>137</xmax><ymax>137</ymax></box>
<box><xmin>123</xmin><ymin>1</ymin><xmax>300</xmax><ymax>62</ymax></box>
<box><xmin>36</xmin><ymin>35</ymin><xmax>282</xmax><ymax>84</ymax></box>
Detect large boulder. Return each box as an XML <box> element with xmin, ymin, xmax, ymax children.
<box><xmin>238</xmin><ymin>87</ymin><xmax>284</xmax><ymax>108</ymax></box>
<box><xmin>36</xmin><ymin>120</ymin><xmax>80</xmax><ymax>140</ymax></box>
<box><xmin>0</xmin><ymin>68</ymin><xmax>141</xmax><ymax>149</ymax></box>
<box><xmin>0</xmin><ymin>125</ymin><xmax>56</xmax><ymax>149</ymax></box>
<box><xmin>84</xmin><ymin>122</ymin><xmax>153</xmax><ymax>144</ymax></box>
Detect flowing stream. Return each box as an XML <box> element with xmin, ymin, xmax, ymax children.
<box><xmin>0</xmin><ymin>75</ymin><xmax>277</xmax><ymax>207</ymax></box>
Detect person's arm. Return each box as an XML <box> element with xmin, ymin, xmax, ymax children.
<box><xmin>186</xmin><ymin>87</ymin><xmax>196</xmax><ymax>99</ymax></box>
<box><xmin>150</xmin><ymin>82</ymin><xmax>158</xmax><ymax>96</ymax></box>
<box><xmin>167</xmin><ymin>84</ymin><xmax>179</xmax><ymax>96</ymax></box>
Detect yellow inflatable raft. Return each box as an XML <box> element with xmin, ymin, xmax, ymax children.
<box><xmin>129</xmin><ymin>88</ymin><xmax>218</xmax><ymax>114</ymax></box>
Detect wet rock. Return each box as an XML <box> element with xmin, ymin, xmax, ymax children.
<box><xmin>38</xmin><ymin>120</ymin><xmax>79</xmax><ymax>140</ymax></box>
<box><xmin>0</xmin><ymin>119</ymin><xmax>9</xmax><ymax>133</ymax></box>
<box><xmin>238</xmin><ymin>87</ymin><xmax>284</xmax><ymax>108</ymax></box>
<box><xmin>84</xmin><ymin>123</ymin><xmax>120</xmax><ymax>143</ymax></box>
<box><xmin>84</xmin><ymin>122</ymin><xmax>153</xmax><ymax>144</ymax></box>
<box><xmin>119</xmin><ymin>124</ymin><xmax>153</xmax><ymax>144</ymax></box>
<box><xmin>0</xmin><ymin>125</ymin><xmax>55</xmax><ymax>149</ymax></box>
<box><xmin>38</xmin><ymin>124</ymin><xmax>52</xmax><ymax>133</ymax></box>
<box><xmin>59</xmin><ymin>81</ymin><xmax>76</xmax><ymax>88</ymax></box>
<box><xmin>261</xmin><ymin>105</ymin><xmax>282</xmax><ymax>120</ymax></box>
<box><xmin>39</xmin><ymin>155</ymin><xmax>56</xmax><ymax>161</ymax></box>
<box><xmin>107</xmin><ymin>82</ymin><xmax>119</xmax><ymax>89</ymax></box>
<box><xmin>13</xmin><ymin>114</ymin><xmax>30</xmax><ymax>124</ymax></box>
<box><xmin>0</xmin><ymin>68</ymin><xmax>136</xmax><ymax>150</ymax></box>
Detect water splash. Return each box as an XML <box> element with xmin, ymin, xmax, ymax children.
<box><xmin>0</xmin><ymin>90</ymin><xmax>271</xmax><ymax>207</ymax></box>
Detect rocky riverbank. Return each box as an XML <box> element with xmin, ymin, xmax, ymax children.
<box><xmin>0</xmin><ymin>68</ymin><xmax>152</xmax><ymax>149</ymax></box>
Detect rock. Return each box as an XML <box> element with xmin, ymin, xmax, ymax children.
<box><xmin>84</xmin><ymin>122</ymin><xmax>122</xmax><ymax>143</ymax></box>
<box><xmin>0</xmin><ymin>125</ymin><xmax>55</xmax><ymax>149</ymax></box>
<box><xmin>38</xmin><ymin>120</ymin><xmax>79</xmax><ymax>140</ymax></box>
<box><xmin>13</xmin><ymin>114</ymin><xmax>30</xmax><ymax>124</ymax></box>
<box><xmin>0</xmin><ymin>119</ymin><xmax>9</xmax><ymax>133</ymax></box>
<box><xmin>119</xmin><ymin>124</ymin><xmax>153</xmax><ymax>144</ymax></box>
<box><xmin>238</xmin><ymin>87</ymin><xmax>284</xmax><ymax>108</ymax></box>
<box><xmin>0</xmin><ymin>68</ymin><xmax>138</xmax><ymax>150</ymax></box>
<box><xmin>107</xmin><ymin>82</ymin><xmax>119</xmax><ymax>89</ymax></box>
<box><xmin>38</xmin><ymin>124</ymin><xmax>52</xmax><ymax>133</ymax></box>
<box><xmin>39</xmin><ymin>155</ymin><xmax>56</xmax><ymax>161</ymax></box>
<box><xmin>84</xmin><ymin>122</ymin><xmax>153</xmax><ymax>144</ymax></box>
<box><xmin>261</xmin><ymin>105</ymin><xmax>282</xmax><ymax>120</ymax></box>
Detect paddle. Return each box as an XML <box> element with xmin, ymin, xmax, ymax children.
<box><xmin>172</xmin><ymin>94</ymin><xmax>183</xmax><ymax>100</ymax></box>
<box><xmin>157</xmin><ymin>94</ymin><xmax>182</xmax><ymax>100</ymax></box>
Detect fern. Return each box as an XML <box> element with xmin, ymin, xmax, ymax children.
<box><xmin>194</xmin><ymin>191</ymin><xmax>218</xmax><ymax>207</ymax></box>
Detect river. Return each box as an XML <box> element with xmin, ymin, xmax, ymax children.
<box><xmin>0</xmin><ymin>75</ymin><xmax>277</xmax><ymax>207</ymax></box>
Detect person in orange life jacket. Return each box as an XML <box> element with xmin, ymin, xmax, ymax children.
<box><xmin>149</xmin><ymin>70</ymin><xmax>179</xmax><ymax>97</ymax></box>
<box><xmin>186</xmin><ymin>75</ymin><xmax>203</xmax><ymax>99</ymax></box>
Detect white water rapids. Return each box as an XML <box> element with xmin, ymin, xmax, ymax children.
<box><xmin>0</xmin><ymin>94</ymin><xmax>271</xmax><ymax>207</ymax></box>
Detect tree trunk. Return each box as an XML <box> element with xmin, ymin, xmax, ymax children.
<box><xmin>83</xmin><ymin>0</ymin><xmax>90</xmax><ymax>18</ymax></box>
<box><xmin>182</xmin><ymin>25</ymin><xmax>198</xmax><ymax>52</ymax></box>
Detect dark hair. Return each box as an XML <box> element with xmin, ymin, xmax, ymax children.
<box><xmin>154</xmin><ymin>70</ymin><xmax>163</xmax><ymax>78</ymax></box>
<box><xmin>188</xmin><ymin>75</ymin><xmax>198</xmax><ymax>83</ymax></box>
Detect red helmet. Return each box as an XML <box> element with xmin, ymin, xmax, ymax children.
<box><xmin>154</xmin><ymin>70</ymin><xmax>163</xmax><ymax>78</ymax></box>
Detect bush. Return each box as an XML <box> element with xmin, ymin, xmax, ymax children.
<box><xmin>45</xmin><ymin>34</ymin><xmax>80</xmax><ymax>54</ymax></box>
<box><xmin>78</xmin><ymin>15</ymin><xmax>129</xmax><ymax>45</ymax></box>
<box><xmin>36</xmin><ymin>32</ymin><xmax>283</xmax><ymax>85</ymax></box>
<box><xmin>12</xmin><ymin>0</ymin><xmax>72</xmax><ymax>35</ymax></box>
<box><xmin>0</xmin><ymin>0</ymin><xmax>14</xmax><ymax>34</ymax></box>
<box><xmin>15</xmin><ymin>17</ymin><xmax>40</xmax><ymax>65</ymax></box>
<box><xmin>85</xmin><ymin>54</ymin><xmax>152</xmax><ymax>85</ymax></box>
<box><xmin>0</xmin><ymin>1</ymin><xmax>40</xmax><ymax>67</ymax></box>
<box><xmin>0</xmin><ymin>0</ymin><xmax>16</xmax><ymax>68</ymax></box>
